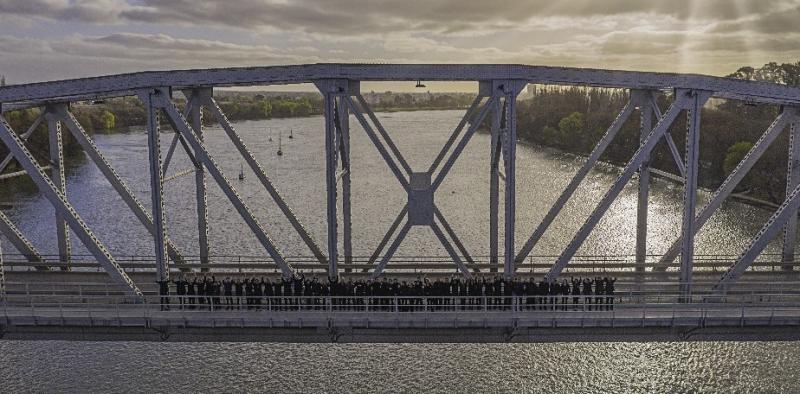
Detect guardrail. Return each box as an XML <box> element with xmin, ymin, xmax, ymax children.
<box><xmin>4</xmin><ymin>253</ymin><xmax>800</xmax><ymax>275</ymax></box>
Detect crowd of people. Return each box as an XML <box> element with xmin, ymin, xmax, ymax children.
<box><xmin>156</xmin><ymin>274</ymin><xmax>617</xmax><ymax>312</ymax></box>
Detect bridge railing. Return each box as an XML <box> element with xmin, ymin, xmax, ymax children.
<box><xmin>3</xmin><ymin>253</ymin><xmax>800</xmax><ymax>275</ymax></box>
<box><xmin>4</xmin><ymin>292</ymin><xmax>800</xmax><ymax>315</ymax></box>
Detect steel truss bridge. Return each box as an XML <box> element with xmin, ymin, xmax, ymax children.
<box><xmin>1</xmin><ymin>63</ymin><xmax>800</xmax><ymax>341</ymax></box>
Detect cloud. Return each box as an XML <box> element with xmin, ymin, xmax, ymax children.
<box><xmin>1</xmin><ymin>0</ymin><xmax>793</xmax><ymax>35</ymax></box>
<box><xmin>711</xmin><ymin>3</ymin><xmax>800</xmax><ymax>34</ymax></box>
<box><xmin>0</xmin><ymin>0</ymin><xmax>127</xmax><ymax>23</ymax></box>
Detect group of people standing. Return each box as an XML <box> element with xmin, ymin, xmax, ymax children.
<box><xmin>155</xmin><ymin>274</ymin><xmax>617</xmax><ymax>312</ymax></box>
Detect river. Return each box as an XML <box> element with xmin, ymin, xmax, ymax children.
<box><xmin>0</xmin><ymin>109</ymin><xmax>796</xmax><ymax>392</ymax></box>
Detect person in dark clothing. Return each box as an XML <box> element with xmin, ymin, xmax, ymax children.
<box><xmin>244</xmin><ymin>278</ymin><xmax>253</xmax><ymax>309</ymax></box>
<box><xmin>173</xmin><ymin>275</ymin><xmax>187</xmax><ymax>309</ymax></box>
<box><xmin>156</xmin><ymin>279</ymin><xmax>170</xmax><ymax>310</ymax></box>
<box><xmin>253</xmin><ymin>277</ymin><xmax>263</xmax><ymax>309</ymax></box>
<box><xmin>234</xmin><ymin>278</ymin><xmax>244</xmax><ymax>309</ymax></box>
<box><xmin>196</xmin><ymin>278</ymin><xmax>206</xmax><ymax>306</ymax></box>
<box><xmin>594</xmin><ymin>277</ymin><xmax>604</xmax><ymax>309</ymax></box>
<box><xmin>223</xmin><ymin>277</ymin><xmax>233</xmax><ymax>308</ymax></box>
<box><xmin>606</xmin><ymin>277</ymin><xmax>616</xmax><ymax>310</ymax></box>
<box><xmin>186</xmin><ymin>277</ymin><xmax>196</xmax><ymax>309</ymax></box>
<box><xmin>571</xmin><ymin>277</ymin><xmax>581</xmax><ymax>309</ymax></box>
<box><xmin>582</xmin><ymin>278</ymin><xmax>593</xmax><ymax>311</ymax></box>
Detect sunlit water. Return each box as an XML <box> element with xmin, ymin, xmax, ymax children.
<box><xmin>0</xmin><ymin>110</ymin><xmax>794</xmax><ymax>392</ymax></box>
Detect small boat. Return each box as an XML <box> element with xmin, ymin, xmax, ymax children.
<box><xmin>277</xmin><ymin>130</ymin><xmax>283</xmax><ymax>156</ymax></box>
<box><xmin>268</xmin><ymin>127</ymin><xmax>273</xmax><ymax>142</ymax></box>
<box><xmin>288</xmin><ymin>128</ymin><xmax>293</xmax><ymax>139</ymax></box>
<box><xmin>238</xmin><ymin>163</ymin><xmax>245</xmax><ymax>180</ymax></box>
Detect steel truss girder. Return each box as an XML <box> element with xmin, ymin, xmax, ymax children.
<box><xmin>204</xmin><ymin>95</ymin><xmax>328</xmax><ymax>268</ymax></box>
<box><xmin>336</xmin><ymin>98</ymin><xmax>353</xmax><ymax>270</ymax></box>
<box><xmin>430</xmin><ymin>216</ymin><xmax>472</xmax><ymax>277</ymax></box>
<box><xmin>163</xmin><ymin>96</ymin><xmax>198</xmax><ymax>175</ymax></box>
<box><xmin>429</xmin><ymin>95</ymin><xmax>483</xmax><ymax>174</ymax></box>
<box><xmin>0</xmin><ymin>112</ymin><xmax>43</xmax><ymax>173</ymax></box>
<box><xmin>649</xmin><ymin>96</ymin><xmax>687</xmax><ymax>178</ymax></box>
<box><xmin>432</xmin><ymin>94</ymin><xmax>497</xmax><ymax>191</ymax></box>
<box><xmin>434</xmin><ymin>206</ymin><xmax>476</xmax><ymax>271</ymax></box>
<box><xmin>0</xmin><ymin>237</ymin><xmax>4</xmax><ymax>299</ymax></box>
<box><xmin>322</xmin><ymin>87</ymin><xmax>340</xmax><ymax>278</ymax></box>
<box><xmin>45</xmin><ymin>107</ymin><xmax>71</xmax><ymax>268</ymax></box>
<box><xmin>355</xmin><ymin>95</ymin><xmax>413</xmax><ymax>176</ymax></box>
<box><xmin>366</xmin><ymin>204</ymin><xmax>408</xmax><ymax>270</ymax></box>
<box><xmin>502</xmin><ymin>84</ymin><xmax>523</xmax><ymax>278</ymax></box>
<box><xmin>0</xmin><ymin>115</ymin><xmax>142</xmax><ymax>296</ymax></box>
<box><xmin>489</xmin><ymin>97</ymin><xmax>502</xmax><ymax>272</ymax></box>
<box><xmin>5</xmin><ymin>64</ymin><xmax>800</xmax><ymax>107</ymax></box>
<box><xmin>154</xmin><ymin>88</ymin><xmax>294</xmax><ymax>278</ymax></box>
<box><xmin>782</xmin><ymin>119</ymin><xmax>800</xmax><ymax>266</ymax></box>
<box><xmin>53</xmin><ymin>105</ymin><xmax>187</xmax><ymax>265</ymax></box>
<box><xmin>653</xmin><ymin>109</ymin><xmax>796</xmax><ymax>271</ymax></box>
<box><xmin>185</xmin><ymin>91</ymin><xmax>211</xmax><ymax>268</ymax></box>
<box><xmin>0</xmin><ymin>209</ymin><xmax>46</xmax><ymax>266</ymax></box>
<box><xmin>346</xmin><ymin>89</ymin><xmax>497</xmax><ymax>278</ymax></box>
<box><xmin>144</xmin><ymin>91</ymin><xmax>169</xmax><ymax>282</ymax></box>
<box><xmin>545</xmin><ymin>89</ymin><xmax>708</xmax><ymax>282</ymax></box>
<box><xmin>346</xmin><ymin>96</ymin><xmax>412</xmax><ymax>191</ymax></box>
<box><xmin>679</xmin><ymin>90</ymin><xmax>708</xmax><ymax>298</ymax></box>
<box><xmin>636</xmin><ymin>93</ymin><xmax>653</xmax><ymax>270</ymax></box>
<box><xmin>714</xmin><ymin>178</ymin><xmax>800</xmax><ymax>293</ymax></box>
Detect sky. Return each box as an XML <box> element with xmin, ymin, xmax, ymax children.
<box><xmin>0</xmin><ymin>0</ymin><xmax>799</xmax><ymax>91</ymax></box>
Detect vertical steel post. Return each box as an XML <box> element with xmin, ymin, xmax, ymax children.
<box><xmin>188</xmin><ymin>91</ymin><xmax>211</xmax><ymax>269</ymax></box>
<box><xmin>783</xmin><ymin>120</ymin><xmax>800</xmax><ymax>270</ymax></box>
<box><xmin>635</xmin><ymin>93</ymin><xmax>652</xmax><ymax>272</ymax></box>
<box><xmin>145</xmin><ymin>90</ymin><xmax>169</xmax><ymax>282</ymax></box>
<box><xmin>503</xmin><ymin>89</ymin><xmax>518</xmax><ymax>278</ymax></box>
<box><xmin>679</xmin><ymin>91</ymin><xmax>705</xmax><ymax>299</ymax></box>
<box><xmin>0</xmin><ymin>237</ymin><xmax>5</xmax><ymax>300</ymax></box>
<box><xmin>489</xmin><ymin>97</ymin><xmax>502</xmax><ymax>272</ymax></box>
<box><xmin>46</xmin><ymin>107</ymin><xmax>71</xmax><ymax>269</ymax></box>
<box><xmin>324</xmin><ymin>91</ymin><xmax>339</xmax><ymax>280</ymax></box>
<box><xmin>337</xmin><ymin>98</ymin><xmax>353</xmax><ymax>270</ymax></box>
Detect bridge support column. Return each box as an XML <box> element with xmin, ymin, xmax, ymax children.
<box><xmin>143</xmin><ymin>90</ymin><xmax>169</xmax><ymax>282</ymax></box>
<box><xmin>635</xmin><ymin>92</ymin><xmax>653</xmax><ymax>272</ymax></box>
<box><xmin>783</xmin><ymin>119</ymin><xmax>800</xmax><ymax>270</ymax></box>
<box><xmin>186</xmin><ymin>90</ymin><xmax>211</xmax><ymax>270</ymax></box>
<box><xmin>337</xmin><ymin>97</ymin><xmax>353</xmax><ymax>272</ymax></box>
<box><xmin>679</xmin><ymin>90</ymin><xmax>710</xmax><ymax>300</ymax></box>
<box><xmin>324</xmin><ymin>85</ymin><xmax>339</xmax><ymax>280</ymax></box>
<box><xmin>0</xmin><ymin>236</ymin><xmax>5</xmax><ymax>300</ymax></box>
<box><xmin>502</xmin><ymin>86</ymin><xmax>522</xmax><ymax>278</ymax></box>
<box><xmin>489</xmin><ymin>97</ymin><xmax>501</xmax><ymax>273</ymax></box>
<box><xmin>45</xmin><ymin>106</ymin><xmax>71</xmax><ymax>270</ymax></box>
<box><xmin>315</xmin><ymin>79</ymin><xmax>356</xmax><ymax>280</ymax></box>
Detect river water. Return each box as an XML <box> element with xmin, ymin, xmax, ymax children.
<box><xmin>1</xmin><ymin>110</ymin><xmax>796</xmax><ymax>392</ymax></box>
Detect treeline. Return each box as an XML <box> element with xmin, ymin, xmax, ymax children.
<box><xmin>516</xmin><ymin>61</ymin><xmax>800</xmax><ymax>203</ymax></box>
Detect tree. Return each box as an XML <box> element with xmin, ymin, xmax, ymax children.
<box><xmin>723</xmin><ymin>141</ymin><xmax>753</xmax><ymax>176</ymax></box>
<box><xmin>101</xmin><ymin>110</ymin><xmax>116</xmax><ymax>131</ymax></box>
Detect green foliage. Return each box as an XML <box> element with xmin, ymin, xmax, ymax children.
<box><xmin>101</xmin><ymin>110</ymin><xmax>116</xmax><ymax>131</ymax></box>
<box><xmin>723</xmin><ymin>141</ymin><xmax>753</xmax><ymax>176</ymax></box>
